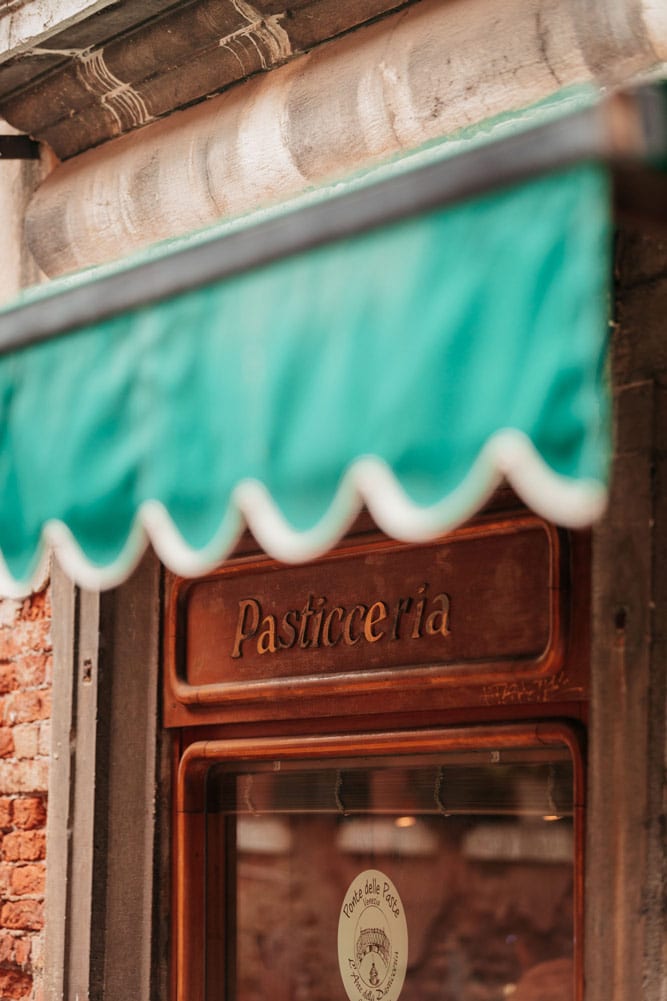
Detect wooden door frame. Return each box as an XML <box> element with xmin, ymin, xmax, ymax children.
<box><xmin>174</xmin><ymin>720</ymin><xmax>585</xmax><ymax>1001</ymax></box>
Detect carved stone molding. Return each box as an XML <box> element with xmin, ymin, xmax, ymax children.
<box><xmin>2</xmin><ymin>0</ymin><xmax>666</xmax><ymax>166</ymax></box>
<box><xmin>21</xmin><ymin>0</ymin><xmax>667</xmax><ymax>277</ymax></box>
<box><xmin>0</xmin><ymin>0</ymin><xmax>411</xmax><ymax>159</ymax></box>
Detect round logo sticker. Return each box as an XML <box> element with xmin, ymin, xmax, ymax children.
<box><xmin>337</xmin><ymin>869</ymin><xmax>408</xmax><ymax>1001</ymax></box>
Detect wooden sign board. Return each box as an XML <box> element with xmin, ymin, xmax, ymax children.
<box><xmin>164</xmin><ymin>513</ymin><xmax>582</xmax><ymax>726</ymax></box>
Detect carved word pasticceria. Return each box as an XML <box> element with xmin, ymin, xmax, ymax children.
<box><xmin>231</xmin><ymin>584</ymin><xmax>451</xmax><ymax>658</ymax></box>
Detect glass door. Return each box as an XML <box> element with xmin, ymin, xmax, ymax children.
<box><xmin>176</xmin><ymin>726</ymin><xmax>582</xmax><ymax>1001</ymax></box>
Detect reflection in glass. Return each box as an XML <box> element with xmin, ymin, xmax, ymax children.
<box><xmin>205</xmin><ymin>749</ymin><xmax>575</xmax><ymax>1001</ymax></box>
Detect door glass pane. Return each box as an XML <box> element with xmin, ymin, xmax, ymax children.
<box><xmin>205</xmin><ymin>748</ymin><xmax>575</xmax><ymax>1001</ymax></box>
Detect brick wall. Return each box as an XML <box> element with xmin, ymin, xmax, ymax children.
<box><xmin>0</xmin><ymin>589</ymin><xmax>51</xmax><ymax>1001</ymax></box>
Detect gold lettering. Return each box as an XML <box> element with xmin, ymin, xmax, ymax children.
<box><xmin>310</xmin><ymin>596</ymin><xmax>326</xmax><ymax>648</ymax></box>
<box><xmin>231</xmin><ymin>598</ymin><xmax>261</xmax><ymax>658</ymax></box>
<box><xmin>323</xmin><ymin>606</ymin><xmax>344</xmax><ymax>647</ymax></box>
<box><xmin>231</xmin><ymin>585</ymin><xmax>451</xmax><ymax>657</ymax></box>
<box><xmin>364</xmin><ymin>601</ymin><xmax>388</xmax><ymax>643</ymax></box>
<box><xmin>343</xmin><ymin>604</ymin><xmax>367</xmax><ymax>646</ymax></box>
<box><xmin>425</xmin><ymin>592</ymin><xmax>451</xmax><ymax>637</ymax></box>
<box><xmin>390</xmin><ymin>597</ymin><xmax>411</xmax><ymax>641</ymax></box>
<box><xmin>257</xmin><ymin>614</ymin><xmax>278</xmax><ymax>655</ymax></box>
<box><xmin>298</xmin><ymin>594</ymin><xmax>315</xmax><ymax>649</ymax></box>
<box><xmin>278</xmin><ymin>609</ymin><xmax>298</xmax><ymax>650</ymax></box>
<box><xmin>411</xmin><ymin>584</ymin><xmax>428</xmax><ymax>639</ymax></box>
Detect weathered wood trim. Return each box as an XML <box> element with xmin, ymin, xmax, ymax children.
<box><xmin>93</xmin><ymin>552</ymin><xmax>165</xmax><ymax>1001</ymax></box>
<box><xmin>23</xmin><ymin>0</ymin><xmax>667</xmax><ymax>277</ymax></box>
<box><xmin>44</xmin><ymin>569</ymin><xmax>104</xmax><ymax>999</ymax></box>
<box><xmin>586</xmin><ymin>232</ymin><xmax>667</xmax><ymax>1001</ymax></box>
<box><xmin>175</xmin><ymin>723</ymin><xmax>585</xmax><ymax>1001</ymax></box>
<box><xmin>43</xmin><ymin>561</ymin><xmax>76</xmax><ymax>1001</ymax></box>
<box><xmin>43</xmin><ymin>553</ymin><xmax>169</xmax><ymax>1001</ymax></box>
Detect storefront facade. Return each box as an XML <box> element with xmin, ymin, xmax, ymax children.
<box><xmin>0</xmin><ymin>2</ymin><xmax>665</xmax><ymax>1000</ymax></box>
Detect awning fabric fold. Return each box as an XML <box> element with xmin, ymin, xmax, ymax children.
<box><xmin>0</xmin><ymin>153</ymin><xmax>611</xmax><ymax>595</ymax></box>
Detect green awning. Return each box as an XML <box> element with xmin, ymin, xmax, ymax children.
<box><xmin>0</xmin><ymin>85</ymin><xmax>663</xmax><ymax>596</ymax></box>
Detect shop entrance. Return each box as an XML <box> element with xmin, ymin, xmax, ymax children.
<box><xmin>166</xmin><ymin>505</ymin><xmax>587</xmax><ymax>1001</ymax></box>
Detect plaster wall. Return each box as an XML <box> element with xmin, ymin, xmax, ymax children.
<box><xmin>0</xmin><ymin>122</ymin><xmax>43</xmax><ymax>305</ymax></box>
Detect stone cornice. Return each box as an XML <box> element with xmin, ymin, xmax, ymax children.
<box><xmin>0</xmin><ymin>0</ymin><xmax>412</xmax><ymax>159</ymax></box>
<box><xmin>20</xmin><ymin>0</ymin><xmax>667</xmax><ymax>277</ymax></box>
<box><xmin>1</xmin><ymin>0</ymin><xmax>665</xmax><ymax>163</ymax></box>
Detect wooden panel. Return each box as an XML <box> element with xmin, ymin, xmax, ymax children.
<box><xmin>585</xmin><ymin>235</ymin><xmax>667</xmax><ymax>1001</ymax></box>
<box><xmin>186</xmin><ymin>522</ymin><xmax>551</xmax><ymax>683</ymax></box>
<box><xmin>164</xmin><ymin>512</ymin><xmax>573</xmax><ymax>725</ymax></box>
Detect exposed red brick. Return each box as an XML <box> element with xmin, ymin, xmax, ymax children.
<box><xmin>0</xmin><ymin>665</ymin><xmax>16</xmax><ymax>694</ymax></box>
<box><xmin>0</xmin><ymin>966</ymin><xmax>32</xmax><ymax>999</ymax></box>
<box><xmin>0</xmin><ymin>799</ymin><xmax>11</xmax><ymax>830</ymax></box>
<box><xmin>12</xmin><ymin>800</ymin><xmax>46</xmax><ymax>832</ymax></box>
<box><xmin>0</xmin><ymin>760</ymin><xmax>49</xmax><ymax>795</ymax></box>
<box><xmin>13</xmin><ymin>938</ymin><xmax>31</xmax><ymax>967</ymax></box>
<box><xmin>0</xmin><ymin>729</ymin><xmax>14</xmax><ymax>758</ymax></box>
<box><xmin>0</xmin><ymin>634</ymin><xmax>19</xmax><ymax>662</ymax></box>
<box><xmin>4</xmin><ymin>692</ymin><xmax>51</xmax><ymax>726</ymax></box>
<box><xmin>2</xmin><ymin>832</ymin><xmax>45</xmax><ymax>863</ymax></box>
<box><xmin>0</xmin><ymin>930</ymin><xmax>13</xmax><ymax>963</ymax></box>
<box><xmin>11</xmin><ymin>727</ymin><xmax>38</xmax><ymax>762</ymax></box>
<box><xmin>1</xmin><ymin>899</ymin><xmax>44</xmax><ymax>931</ymax></box>
<box><xmin>17</xmin><ymin>621</ymin><xmax>52</xmax><ymax>655</ymax></box>
<box><xmin>10</xmin><ymin>864</ymin><xmax>45</xmax><ymax>897</ymax></box>
<box><xmin>37</xmin><ymin>723</ymin><xmax>50</xmax><ymax>758</ymax></box>
<box><xmin>0</xmin><ymin>862</ymin><xmax>13</xmax><ymax>895</ymax></box>
<box><xmin>0</xmin><ymin>589</ymin><xmax>50</xmax><ymax>1001</ymax></box>
<box><xmin>0</xmin><ymin>589</ymin><xmax>51</xmax><ymax>1001</ymax></box>
<box><xmin>0</xmin><ymin>622</ymin><xmax>51</xmax><ymax>661</ymax></box>
<box><xmin>13</xmin><ymin>656</ymin><xmax>49</xmax><ymax>689</ymax></box>
<box><xmin>19</xmin><ymin>592</ymin><xmax>50</xmax><ymax>622</ymax></box>
<box><xmin>0</xmin><ymin>932</ymin><xmax>32</xmax><ymax>969</ymax></box>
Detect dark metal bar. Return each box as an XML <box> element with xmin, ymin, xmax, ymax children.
<box><xmin>0</xmin><ymin>135</ymin><xmax>40</xmax><ymax>159</ymax></box>
<box><xmin>0</xmin><ymin>85</ymin><xmax>665</xmax><ymax>354</ymax></box>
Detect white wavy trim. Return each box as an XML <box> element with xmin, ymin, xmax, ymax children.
<box><xmin>0</xmin><ymin>429</ymin><xmax>607</xmax><ymax>596</ymax></box>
